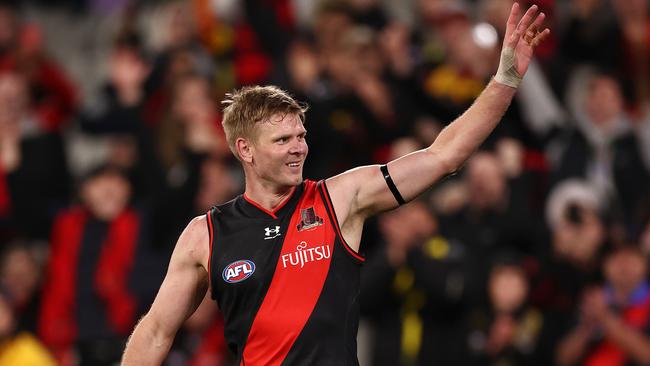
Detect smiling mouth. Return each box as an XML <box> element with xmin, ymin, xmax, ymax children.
<box><xmin>286</xmin><ymin>162</ymin><xmax>301</xmax><ymax>168</ymax></box>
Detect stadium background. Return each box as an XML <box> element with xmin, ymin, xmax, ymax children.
<box><xmin>0</xmin><ymin>0</ymin><xmax>649</xmax><ymax>365</ymax></box>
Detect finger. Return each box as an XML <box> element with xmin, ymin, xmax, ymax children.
<box><xmin>507</xmin><ymin>5</ymin><xmax>538</xmax><ymax>48</ymax></box>
<box><xmin>531</xmin><ymin>28</ymin><xmax>551</xmax><ymax>47</ymax></box>
<box><xmin>504</xmin><ymin>2</ymin><xmax>521</xmax><ymax>41</ymax></box>
<box><xmin>523</xmin><ymin>11</ymin><xmax>546</xmax><ymax>43</ymax></box>
<box><xmin>531</xmin><ymin>11</ymin><xmax>546</xmax><ymax>31</ymax></box>
<box><xmin>517</xmin><ymin>4</ymin><xmax>539</xmax><ymax>30</ymax></box>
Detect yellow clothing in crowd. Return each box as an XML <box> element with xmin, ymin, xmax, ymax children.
<box><xmin>0</xmin><ymin>332</ymin><xmax>57</xmax><ymax>366</ymax></box>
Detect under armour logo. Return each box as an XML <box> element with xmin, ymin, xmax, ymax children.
<box><xmin>264</xmin><ymin>226</ymin><xmax>281</xmax><ymax>240</ymax></box>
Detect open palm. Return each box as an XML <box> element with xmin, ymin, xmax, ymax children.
<box><xmin>503</xmin><ymin>3</ymin><xmax>551</xmax><ymax>77</ymax></box>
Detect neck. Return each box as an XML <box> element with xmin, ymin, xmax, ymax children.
<box><xmin>244</xmin><ymin>175</ymin><xmax>297</xmax><ymax>212</ymax></box>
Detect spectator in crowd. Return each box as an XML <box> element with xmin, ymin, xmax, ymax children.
<box><xmin>0</xmin><ymin>72</ymin><xmax>70</xmax><ymax>242</ymax></box>
<box><xmin>437</xmin><ymin>151</ymin><xmax>542</xmax><ymax>291</ymax></box>
<box><xmin>38</xmin><ymin>165</ymin><xmax>156</xmax><ymax>366</ymax></box>
<box><xmin>0</xmin><ymin>3</ymin><xmax>19</xmax><ymax>59</ymax></box>
<box><xmin>194</xmin><ymin>157</ymin><xmax>239</xmax><ymax>215</ymax></box>
<box><xmin>412</xmin><ymin>1</ymin><xmax>504</xmax><ymax>125</ymax></box>
<box><xmin>0</xmin><ymin>5</ymin><xmax>77</xmax><ymax>133</ymax></box>
<box><xmin>558</xmin><ymin>0</ymin><xmax>624</xmax><ymax>91</ymax></box>
<box><xmin>531</xmin><ymin>181</ymin><xmax>606</xmax><ymax>304</ymax></box>
<box><xmin>362</xmin><ymin>200</ymin><xmax>471</xmax><ymax>365</ymax></box>
<box><xmin>556</xmin><ymin>245</ymin><xmax>650</xmax><ymax>365</ymax></box>
<box><xmin>611</xmin><ymin>0</ymin><xmax>649</xmax><ymax>104</ymax></box>
<box><xmin>464</xmin><ymin>259</ymin><xmax>551</xmax><ymax>365</ymax></box>
<box><xmin>0</xmin><ymin>243</ymin><xmax>43</xmax><ymax>334</ymax></box>
<box><xmin>153</xmin><ymin>74</ymin><xmax>227</xmax><ymax>250</ymax></box>
<box><xmin>145</xmin><ymin>1</ymin><xmax>216</xmax><ymax>126</ymax></box>
<box><xmin>79</xmin><ymin>33</ymin><xmax>163</xmax><ymax>200</ymax></box>
<box><xmin>0</xmin><ymin>289</ymin><xmax>56</xmax><ymax>366</ymax></box>
<box><xmin>552</xmin><ymin>71</ymin><xmax>650</xmax><ymax>230</ymax></box>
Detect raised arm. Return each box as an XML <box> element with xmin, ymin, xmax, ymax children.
<box><xmin>121</xmin><ymin>216</ymin><xmax>210</xmax><ymax>366</ymax></box>
<box><xmin>326</xmin><ymin>3</ymin><xmax>550</xmax><ymax>250</ymax></box>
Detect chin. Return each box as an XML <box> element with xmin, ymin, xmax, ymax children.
<box><xmin>290</xmin><ymin>176</ymin><xmax>303</xmax><ymax>185</ymax></box>
<box><xmin>285</xmin><ymin>173</ymin><xmax>303</xmax><ymax>186</ymax></box>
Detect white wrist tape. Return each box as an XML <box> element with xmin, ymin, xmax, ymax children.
<box><xmin>494</xmin><ymin>47</ymin><xmax>522</xmax><ymax>88</ymax></box>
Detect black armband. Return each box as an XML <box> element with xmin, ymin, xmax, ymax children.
<box><xmin>380</xmin><ymin>164</ymin><xmax>405</xmax><ymax>206</ymax></box>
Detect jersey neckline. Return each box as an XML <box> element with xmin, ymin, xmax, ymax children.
<box><xmin>240</xmin><ymin>182</ymin><xmax>305</xmax><ymax>219</ymax></box>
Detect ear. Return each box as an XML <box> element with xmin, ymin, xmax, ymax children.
<box><xmin>236</xmin><ymin>137</ymin><xmax>253</xmax><ymax>163</ymax></box>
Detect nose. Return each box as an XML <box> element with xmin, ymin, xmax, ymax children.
<box><xmin>288</xmin><ymin>138</ymin><xmax>308</xmax><ymax>156</ymax></box>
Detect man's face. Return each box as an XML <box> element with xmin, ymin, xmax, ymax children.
<box><xmin>248</xmin><ymin>113</ymin><xmax>308</xmax><ymax>188</ymax></box>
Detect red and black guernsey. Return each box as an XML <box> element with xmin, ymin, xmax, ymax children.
<box><xmin>206</xmin><ymin>180</ymin><xmax>364</xmax><ymax>365</ymax></box>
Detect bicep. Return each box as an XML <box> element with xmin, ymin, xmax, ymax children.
<box><xmin>329</xmin><ymin>149</ymin><xmax>450</xmax><ymax>218</ymax></box>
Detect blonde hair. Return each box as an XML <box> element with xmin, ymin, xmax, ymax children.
<box><xmin>221</xmin><ymin>85</ymin><xmax>308</xmax><ymax>158</ymax></box>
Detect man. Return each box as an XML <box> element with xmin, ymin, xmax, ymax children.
<box><xmin>556</xmin><ymin>245</ymin><xmax>650</xmax><ymax>365</ymax></box>
<box><xmin>122</xmin><ymin>3</ymin><xmax>549</xmax><ymax>365</ymax></box>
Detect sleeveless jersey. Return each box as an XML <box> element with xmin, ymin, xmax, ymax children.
<box><xmin>206</xmin><ymin>180</ymin><xmax>365</xmax><ymax>365</ymax></box>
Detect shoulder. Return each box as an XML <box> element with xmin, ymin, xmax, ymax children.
<box><xmin>175</xmin><ymin>215</ymin><xmax>211</xmax><ymax>268</ymax></box>
<box><xmin>211</xmin><ymin>196</ymin><xmax>240</xmax><ymax>218</ymax></box>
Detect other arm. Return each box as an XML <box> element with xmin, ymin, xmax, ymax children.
<box><xmin>121</xmin><ymin>216</ymin><xmax>210</xmax><ymax>365</ymax></box>
<box><xmin>326</xmin><ymin>3</ymin><xmax>550</xmax><ymax>250</ymax></box>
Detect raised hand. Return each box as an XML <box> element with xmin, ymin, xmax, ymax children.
<box><xmin>494</xmin><ymin>3</ymin><xmax>550</xmax><ymax>88</ymax></box>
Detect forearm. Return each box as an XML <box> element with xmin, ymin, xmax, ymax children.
<box><xmin>351</xmin><ymin>80</ymin><xmax>517</xmax><ymax>214</ymax></box>
<box><xmin>600</xmin><ymin>313</ymin><xmax>650</xmax><ymax>364</ymax></box>
<box><xmin>121</xmin><ymin>315</ymin><xmax>173</xmax><ymax>366</ymax></box>
<box><xmin>427</xmin><ymin>80</ymin><xmax>516</xmax><ymax>172</ymax></box>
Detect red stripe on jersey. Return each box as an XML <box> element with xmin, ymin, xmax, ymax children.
<box><xmin>206</xmin><ymin>211</ymin><xmax>215</xmax><ymax>285</ymax></box>
<box><xmin>241</xmin><ymin>181</ymin><xmax>334</xmax><ymax>365</ymax></box>
<box><xmin>319</xmin><ymin>181</ymin><xmax>365</xmax><ymax>262</ymax></box>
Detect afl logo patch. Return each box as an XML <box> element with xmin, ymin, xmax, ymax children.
<box><xmin>222</xmin><ymin>260</ymin><xmax>256</xmax><ymax>283</ymax></box>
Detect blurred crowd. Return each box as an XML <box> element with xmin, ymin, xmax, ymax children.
<box><xmin>0</xmin><ymin>0</ymin><xmax>648</xmax><ymax>365</ymax></box>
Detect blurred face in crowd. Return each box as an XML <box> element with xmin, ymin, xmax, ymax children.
<box><xmin>109</xmin><ymin>47</ymin><xmax>149</xmax><ymax>91</ymax></box>
<box><xmin>489</xmin><ymin>265</ymin><xmax>528</xmax><ymax>314</ymax></box>
<box><xmin>173</xmin><ymin>76</ymin><xmax>214</xmax><ymax>123</ymax></box>
<box><xmin>287</xmin><ymin>40</ymin><xmax>321</xmax><ymax>92</ymax></box>
<box><xmin>584</xmin><ymin>76</ymin><xmax>624</xmax><ymax>127</ymax></box>
<box><xmin>241</xmin><ymin>113</ymin><xmax>308</xmax><ymax>188</ymax></box>
<box><xmin>380</xmin><ymin>200</ymin><xmax>437</xmax><ymax>247</ymax></box>
<box><xmin>0</xmin><ymin>6</ymin><xmax>17</xmax><ymax>52</ymax></box>
<box><xmin>604</xmin><ymin>248</ymin><xmax>647</xmax><ymax>296</ymax></box>
<box><xmin>81</xmin><ymin>171</ymin><xmax>131</xmax><ymax>221</ymax></box>
<box><xmin>345</xmin><ymin>27</ymin><xmax>384</xmax><ymax>77</ymax></box>
<box><xmin>195</xmin><ymin>159</ymin><xmax>237</xmax><ymax>212</ymax></box>
<box><xmin>467</xmin><ymin>152</ymin><xmax>507</xmax><ymax>211</ymax></box>
<box><xmin>0</xmin><ymin>246</ymin><xmax>39</xmax><ymax>308</ymax></box>
<box><xmin>0</xmin><ymin>73</ymin><xmax>29</xmax><ymax>126</ymax></box>
<box><xmin>441</xmin><ymin>17</ymin><xmax>496</xmax><ymax>77</ymax></box>
<box><xmin>165</xmin><ymin>2</ymin><xmax>195</xmax><ymax>48</ymax></box>
<box><xmin>326</xmin><ymin>45</ymin><xmax>357</xmax><ymax>89</ymax></box>
<box><xmin>314</xmin><ymin>9</ymin><xmax>352</xmax><ymax>53</ymax></box>
<box><xmin>480</xmin><ymin>0</ymin><xmax>512</xmax><ymax>34</ymax></box>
